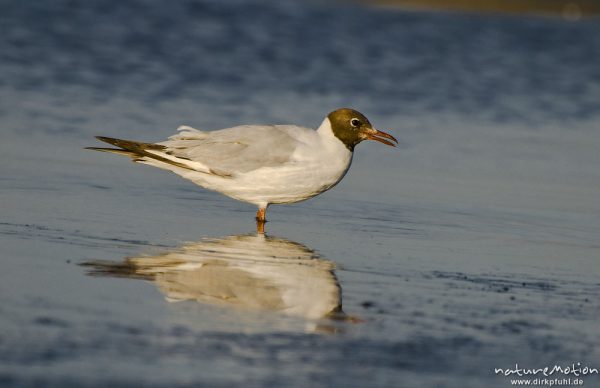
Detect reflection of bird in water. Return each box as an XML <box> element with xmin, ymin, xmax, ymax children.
<box><xmin>83</xmin><ymin>234</ymin><xmax>348</xmax><ymax>321</ymax></box>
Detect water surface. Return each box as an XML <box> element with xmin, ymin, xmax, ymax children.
<box><xmin>1</xmin><ymin>1</ymin><xmax>600</xmax><ymax>387</ymax></box>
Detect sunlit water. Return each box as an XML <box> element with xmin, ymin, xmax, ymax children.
<box><xmin>1</xmin><ymin>1</ymin><xmax>600</xmax><ymax>387</ymax></box>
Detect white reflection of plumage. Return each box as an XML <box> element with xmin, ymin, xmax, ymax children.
<box><xmin>85</xmin><ymin>234</ymin><xmax>344</xmax><ymax>320</ymax></box>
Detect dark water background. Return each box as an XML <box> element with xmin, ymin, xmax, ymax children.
<box><xmin>1</xmin><ymin>1</ymin><xmax>600</xmax><ymax>387</ymax></box>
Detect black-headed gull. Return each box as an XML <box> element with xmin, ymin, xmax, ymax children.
<box><xmin>87</xmin><ymin>108</ymin><xmax>397</xmax><ymax>226</ymax></box>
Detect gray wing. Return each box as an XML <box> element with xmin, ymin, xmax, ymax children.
<box><xmin>160</xmin><ymin>125</ymin><xmax>302</xmax><ymax>176</ymax></box>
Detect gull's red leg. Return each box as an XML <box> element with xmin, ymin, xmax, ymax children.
<box><xmin>256</xmin><ymin>208</ymin><xmax>267</xmax><ymax>222</ymax></box>
<box><xmin>255</xmin><ymin>208</ymin><xmax>267</xmax><ymax>234</ymax></box>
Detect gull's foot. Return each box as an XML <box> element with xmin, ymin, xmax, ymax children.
<box><xmin>255</xmin><ymin>208</ymin><xmax>267</xmax><ymax>234</ymax></box>
<box><xmin>255</xmin><ymin>208</ymin><xmax>267</xmax><ymax>222</ymax></box>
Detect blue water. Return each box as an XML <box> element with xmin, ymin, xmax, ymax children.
<box><xmin>1</xmin><ymin>1</ymin><xmax>600</xmax><ymax>387</ymax></box>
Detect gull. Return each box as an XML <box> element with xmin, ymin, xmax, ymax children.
<box><xmin>87</xmin><ymin>108</ymin><xmax>397</xmax><ymax>227</ymax></box>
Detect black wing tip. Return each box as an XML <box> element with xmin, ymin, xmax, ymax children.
<box><xmin>85</xmin><ymin>147</ymin><xmax>138</xmax><ymax>157</ymax></box>
<box><xmin>85</xmin><ymin>146</ymin><xmax>113</xmax><ymax>151</ymax></box>
<box><xmin>88</xmin><ymin>136</ymin><xmax>197</xmax><ymax>172</ymax></box>
<box><xmin>95</xmin><ymin>136</ymin><xmax>120</xmax><ymax>146</ymax></box>
<box><xmin>93</xmin><ymin>136</ymin><xmax>166</xmax><ymax>151</ymax></box>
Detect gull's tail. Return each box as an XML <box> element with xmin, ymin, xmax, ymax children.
<box><xmin>86</xmin><ymin>136</ymin><xmax>196</xmax><ymax>171</ymax></box>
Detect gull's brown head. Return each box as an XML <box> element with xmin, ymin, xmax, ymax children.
<box><xmin>327</xmin><ymin>108</ymin><xmax>398</xmax><ymax>151</ymax></box>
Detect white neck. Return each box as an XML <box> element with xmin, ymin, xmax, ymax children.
<box><xmin>316</xmin><ymin>117</ymin><xmax>335</xmax><ymax>137</ymax></box>
<box><xmin>317</xmin><ymin>117</ymin><xmax>355</xmax><ymax>156</ymax></box>
<box><xmin>313</xmin><ymin>117</ymin><xmax>354</xmax><ymax>188</ymax></box>
<box><xmin>316</xmin><ymin>118</ymin><xmax>343</xmax><ymax>146</ymax></box>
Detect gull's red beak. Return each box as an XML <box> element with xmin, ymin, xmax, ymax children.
<box><xmin>363</xmin><ymin>127</ymin><xmax>398</xmax><ymax>147</ymax></box>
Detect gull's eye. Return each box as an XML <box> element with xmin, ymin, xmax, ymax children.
<box><xmin>350</xmin><ymin>118</ymin><xmax>361</xmax><ymax>128</ymax></box>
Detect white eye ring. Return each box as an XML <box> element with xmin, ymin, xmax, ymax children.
<box><xmin>350</xmin><ymin>118</ymin><xmax>361</xmax><ymax>128</ymax></box>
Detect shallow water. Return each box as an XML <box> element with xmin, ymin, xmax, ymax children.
<box><xmin>1</xmin><ymin>1</ymin><xmax>600</xmax><ymax>387</ymax></box>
